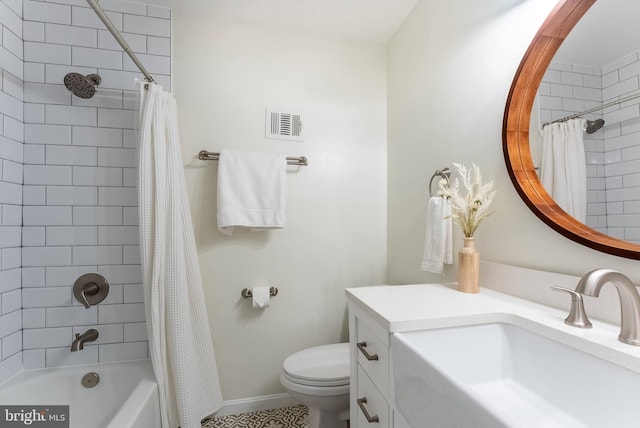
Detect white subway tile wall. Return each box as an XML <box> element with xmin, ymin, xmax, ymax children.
<box><xmin>12</xmin><ymin>0</ymin><xmax>170</xmax><ymax>370</ymax></box>
<box><xmin>0</xmin><ymin>0</ymin><xmax>23</xmax><ymax>383</ymax></box>
<box><xmin>540</xmin><ymin>54</ymin><xmax>640</xmax><ymax>243</ymax></box>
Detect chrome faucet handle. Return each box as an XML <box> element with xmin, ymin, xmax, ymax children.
<box><xmin>551</xmin><ymin>286</ymin><xmax>593</xmax><ymax>329</ymax></box>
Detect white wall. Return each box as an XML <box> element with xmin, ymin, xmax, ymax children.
<box><xmin>173</xmin><ymin>13</ymin><xmax>388</xmax><ymax>400</ymax></box>
<box><xmin>387</xmin><ymin>0</ymin><xmax>640</xmax><ymax>286</ymax></box>
<box><xmin>0</xmin><ymin>0</ymin><xmax>173</xmax><ymax>383</ymax></box>
<box><xmin>0</xmin><ymin>0</ymin><xmax>24</xmax><ymax>384</ymax></box>
<box><xmin>19</xmin><ymin>0</ymin><xmax>170</xmax><ymax>370</ymax></box>
<box><xmin>601</xmin><ymin>51</ymin><xmax>640</xmax><ymax>242</ymax></box>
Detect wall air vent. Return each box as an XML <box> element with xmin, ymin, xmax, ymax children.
<box><xmin>266</xmin><ymin>107</ymin><xmax>304</xmax><ymax>142</ymax></box>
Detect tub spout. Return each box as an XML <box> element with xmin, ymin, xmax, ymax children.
<box><xmin>575</xmin><ymin>269</ymin><xmax>640</xmax><ymax>346</ymax></box>
<box><xmin>71</xmin><ymin>329</ymin><xmax>99</xmax><ymax>351</ymax></box>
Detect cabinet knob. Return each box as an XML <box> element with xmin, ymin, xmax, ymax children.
<box><xmin>357</xmin><ymin>397</ymin><xmax>379</xmax><ymax>423</ymax></box>
<box><xmin>357</xmin><ymin>341</ymin><xmax>379</xmax><ymax>361</ymax></box>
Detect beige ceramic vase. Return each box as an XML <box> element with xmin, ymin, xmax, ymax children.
<box><xmin>458</xmin><ymin>237</ymin><xmax>479</xmax><ymax>293</ymax></box>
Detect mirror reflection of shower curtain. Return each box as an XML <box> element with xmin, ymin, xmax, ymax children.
<box><xmin>540</xmin><ymin>118</ymin><xmax>587</xmax><ymax>223</ymax></box>
<box><xmin>138</xmin><ymin>82</ymin><xmax>223</xmax><ymax>428</ymax></box>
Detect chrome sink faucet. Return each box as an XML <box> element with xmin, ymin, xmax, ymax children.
<box><xmin>575</xmin><ymin>269</ymin><xmax>640</xmax><ymax>346</ymax></box>
<box><xmin>71</xmin><ymin>329</ymin><xmax>99</xmax><ymax>351</ymax></box>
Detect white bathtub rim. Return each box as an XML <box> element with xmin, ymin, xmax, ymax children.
<box><xmin>0</xmin><ymin>358</ymin><xmax>154</xmax><ymax>388</ymax></box>
<box><xmin>106</xmin><ymin>378</ymin><xmax>160</xmax><ymax>428</ymax></box>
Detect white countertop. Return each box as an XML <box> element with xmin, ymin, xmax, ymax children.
<box><xmin>346</xmin><ymin>282</ymin><xmax>640</xmax><ymax>374</ymax></box>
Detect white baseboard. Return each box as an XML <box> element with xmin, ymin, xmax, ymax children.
<box><xmin>213</xmin><ymin>393</ymin><xmax>300</xmax><ymax>417</ymax></box>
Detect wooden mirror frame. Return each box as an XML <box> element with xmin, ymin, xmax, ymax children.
<box><xmin>503</xmin><ymin>0</ymin><xmax>640</xmax><ymax>260</ymax></box>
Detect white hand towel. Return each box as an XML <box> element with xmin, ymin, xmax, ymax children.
<box><xmin>217</xmin><ymin>149</ymin><xmax>286</xmax><ymax>235</ymax></box>
<box><xmin>421</xmin><ymin>196</ymin><xmax>453</xmax><ymax>275</ymax></box>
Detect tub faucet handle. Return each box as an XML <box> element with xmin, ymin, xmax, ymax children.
<box><xmin>78</xmin><ymin>283</ymin><xmax>99</xmax><ymax>308</ymax></box>
<box><xmin>73</xmin><ymin>273</ymin><xmax>109</xmax><ymax>308</ymax></box>
<box><xmin>551</xmin><ymin>286</ymin><xmax>592</xmax><ymax>329</ymax></box>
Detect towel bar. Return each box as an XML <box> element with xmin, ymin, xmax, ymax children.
<box><xmin>241</xmin><ymin>287</ymin><xmax>279</xmax><ymax>298</ymax></box>
<box><xmin>428</xmin><ymin>167</ymin><xmax>451</xmax><ymax>197</ymax></box>
<box><xmin>199</xmin><ymin>150</ymin><xmax>308</xmax><ymax>166</ymax></box>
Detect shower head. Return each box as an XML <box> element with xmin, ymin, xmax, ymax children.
<box><xmin>64</xmin><ymin>72</ymin><xmax>102</xmax><ymax>99</ymax></box>
<box><xmin>585</xmin><ymin>119</ymin><xmax>605</xmax><ymax>134</ymax></box>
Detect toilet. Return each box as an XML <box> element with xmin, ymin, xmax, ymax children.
<box><xmin>280</xmin><ymin>343</ymin><xmax>350</xmax><ymax>428</ymax></box>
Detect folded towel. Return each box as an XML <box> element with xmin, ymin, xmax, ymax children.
<box><xmin>421</xmin><ymin>196</ymin><xmax>453</xmax><ymax>274</ymax></box>
<box><xmin>217</xmin><ymin>149</ymin><xmax>286</xmax><ymax>235</ymax></box>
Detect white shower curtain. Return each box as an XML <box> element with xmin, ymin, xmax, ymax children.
<box><xmin>138</xmin><ymin>82</ymin><xmax>223</xmax><ymax>428</ymax></box>
<box><xmin>540</xmin><ymin>118</ymin><xmax>587</xmax><ymax>223</ymax></box>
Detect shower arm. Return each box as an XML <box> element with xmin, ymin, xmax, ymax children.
<box><xmin>86</xmin><ymin>0</ymin><xmax>155</xmax><ymax>83</ymax></box>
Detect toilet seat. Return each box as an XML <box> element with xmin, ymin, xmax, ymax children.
<box><xmin>280</xmin><ymin>372</ymin><xmax>350</xmax><ymax>397</ymax></box>
<box><xmin>282</xmin><ymin>343</ymin><xmax>349</xmax><ymax>387</ymax></box>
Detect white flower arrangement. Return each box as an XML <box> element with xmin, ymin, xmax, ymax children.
<box><xmin>438</xmin><ymin>163</ymin><xmax>496</xmax><ymax>238</ymax></box>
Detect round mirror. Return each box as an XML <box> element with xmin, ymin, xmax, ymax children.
<box><xmin>503</xmin><ymin>0</ymin><xmax>640</xmax><ymax>259</ymax></box>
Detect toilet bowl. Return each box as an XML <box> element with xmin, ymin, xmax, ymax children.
<box><xmin>280</xmin><ymin>343</ymin><xmax>350</xmax><ymax>428</ymax></box>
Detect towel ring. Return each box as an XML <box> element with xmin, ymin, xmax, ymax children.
<box><xmin>428</xmin><ymin>168</ymin><xmax>451</xmax><ymax>197</ymax></box>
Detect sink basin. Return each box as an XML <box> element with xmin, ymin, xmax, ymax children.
<box><xmin>392</xmin><ymin>322</ymin><xmax>640</xmax><ymax>428</ymax></box>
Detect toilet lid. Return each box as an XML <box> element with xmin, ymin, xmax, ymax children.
<box><xmin>283</xmin><ymin>343</ymin><xmax>349</xmax><ymax>385</ymax></box>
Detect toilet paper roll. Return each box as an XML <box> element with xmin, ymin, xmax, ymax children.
<box><xmin>252</xmin><ymin>286</ymin><xmax>271</xmax><ymax>309</ymax></box>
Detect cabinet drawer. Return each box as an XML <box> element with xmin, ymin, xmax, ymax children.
<box><xmin>356</xmin><ymin>365</ymin><xmax>390</xmax><ymax>428</ymax></box>
<box><xmin>356</xmin><ymin>316</ymin><xmax>389</xmax><ymax>393</ymax></box>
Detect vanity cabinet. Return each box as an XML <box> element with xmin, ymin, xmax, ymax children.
<box><xmin>348</xmin><ymin>303</ymin><xmax>395</xmax><ymax>428</ymax></box>
<box><xmin>347</xmin><ymin>265</ymin><xmax>640</xmax><ymax>428</ymax></box>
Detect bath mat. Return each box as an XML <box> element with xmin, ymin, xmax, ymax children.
<box><xmin>201</xmin><ymin>404</ymin><xmax>308</xmax><ymax>428</ymax></box>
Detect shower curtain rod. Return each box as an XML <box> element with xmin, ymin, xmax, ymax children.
<box><xmin>549</xmin><ymin>91</ymin><xmax>640</xmax><ymax>125</ymax></box>
<box><xmin>86</xmin><ymin>0</ymin><xmax>155</xmax><ymax>83</ymax></box>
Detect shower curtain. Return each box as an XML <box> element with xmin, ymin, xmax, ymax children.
<box><xmin>138</xmin><ymin>82</ymin><xmax>223</xmax><ymax>428</ymax></box>
<box><xmin>540</xmin><ymin>118</ymin><xmax>587</xmax><ymax>223</ymax></box>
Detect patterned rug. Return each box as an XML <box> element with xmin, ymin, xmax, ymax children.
<box><xmin>202</xmin><ymin>405</ymin><xmax>308</xmax><ymax>428</ymax></box>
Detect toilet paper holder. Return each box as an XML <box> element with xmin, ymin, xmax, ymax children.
<box><xmin>241</xmin><ymin>287</ymin><xmax>278</xmax><ymax>298</ymax></box>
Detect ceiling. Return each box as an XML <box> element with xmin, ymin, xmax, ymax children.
<box><xmin>136</xmin><ymin>1</ymin><xmax>639</xmax><ymax>63</ymax></box>
<box><xmin>141</xmin><ymin>0</ymin><xmax>418</xmax><ymax>44</ymax></box>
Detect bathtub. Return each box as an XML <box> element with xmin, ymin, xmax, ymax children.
<box><xmin>0</xmin><ymin>359</ymin><xmax>160</xmax><ymax>428</ymax></box>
